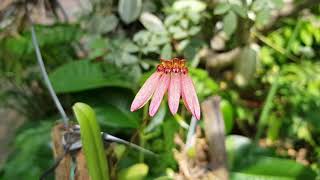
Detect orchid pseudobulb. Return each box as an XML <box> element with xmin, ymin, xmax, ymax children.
<box><xmin>130</xmin><ymin>58</ymin><xmax>201</xmax><ymax>120</ymax></box>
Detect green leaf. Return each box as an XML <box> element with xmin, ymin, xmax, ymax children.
<box><xmin>256</xmin><ymin>8</ymin><xmax>271</xmax><ymax>28</ymax></box>
<box><xmin>118</xmin><ymin>0</ymin><xmax>142</xmax><ymax>24</ymax></box>
<box><xmin>214</xmin><ymin>3</ymin><xmax>230</xmax><ymax>15</ymax></box>
<box><xmin>226</xmin><ymin>135</ymin><xmax>252</xmax><ymax>168</ymax></box>
<box><xmin>73</xmin><ymin>103</ymin><xmax>109</xmax><ymax>180</ymax></box>
<box><xmin>139</xmin><ymin>12</ymin><xmax>166</xmax><ymax>33</ymax></box>
<box><xmin>49</xmin><ymin>60</ymin><xmax>138</xmax><ymax>93</ymax></box>
<box><xmin>118</xmin><ymin>163</ymin><xmax>149</xmax><ymax>180</ymax></box>
<box><xmin>223</xmin><ymin>11</ymin><xmax>237</xmax><ymax>37</ymax></box>
<box><xmin>231</xmin><ymin>172</ymin><xmax>291</xmax><ymax>180</ymax></box>
<box><xmin>160</xmin><ymin>43</ymin><xmax>172</xmax><ymax>59</ymax></box>
<box><xmin>231</xmin><ymin>4</ymin><xmax>247</xmax><ymax>18</ymax></box>
<box><xmin>173</xmin><ymin>0</ymin><xmax>206</xmax><ymax>12</ymax></box>
<box><xmin>87</xmin><ymin>15</ymin><xmax>118</xmax><ymax>34</ymax></box>
<box><xmin>1</xmin><ymin>121</ymin><xmax>54</xmax><ymax>180</ymax></box>
<box><xmin>94</xmin><ymin>104</ymin><xmax>139</xmax><ymax>129</ymax></box>
<box><xmin>300</xmin><ymin>29</ymin><xmax>313</xmax><ymax>46</ymax></box>
<box><xmin>234</xmin><ymin>156</ymin><xmax>316</xmax><ymax>180</ymax></box>
<box><xmin>220</xmin><ymin>99</ymin><xmax>234</xmax><ymax>134</ymax></box>
<box><xmin>234</xmin><ymin>46</ymin><xmax>258</xmax><ymax>87</ymax></box>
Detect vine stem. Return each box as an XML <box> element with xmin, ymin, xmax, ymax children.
<box><xmin>26</xmin><ymin>5</ymin><xmax>69</xmax><ymax>125</ymax></box>
<box><xmin>254</xmin><ymin>72</ymin><xmax>280</xmax><ymax>144</ymax></box>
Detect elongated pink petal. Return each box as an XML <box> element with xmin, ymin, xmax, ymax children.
<box><xmin>149</xmin><ymin>73</ymin><xmax>170</xmax><ymax>117</ymax></box>
<box><xmin>131</xmin><ymin>72</ymin><xmax>162</xmax><ymax>112</ymax></box>
<box><xmin>181</xmin><ymin>74</ymin><xmax>201</xmax><ymax>120</ymax></box>
<box><xmin>168</xmin><ymin>73</ymin><xmax>181</xmax><ymax>114</ymax></box>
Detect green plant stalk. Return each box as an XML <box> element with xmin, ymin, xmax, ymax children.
<box><xmin>139</xmin><ymin>105</ymin><xmax>149</xmax><ymax>162</ymax></box>
<box><xmin>252</xmin><ymin>31</ymin><xmax>299</xmax><ymax>62</ymax></box>
<box><xmin>254</xmin><ymin>73</ymin><xmax>280</xmax><ymax>144</ymax></box>
<box><xmin>73</xmin><ymin>103</ymin><xmax>109</xmax><ymax>180</ymax></box>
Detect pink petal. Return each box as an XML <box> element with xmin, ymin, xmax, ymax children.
<box><xmin>149</xmin><ymin>73</ymin><xmax>170</xmax><ymax>117</ymax></box>
<box><xmin>168</xmin><ymin>73</ymin><xmax>181</xmax><ymax>114</ymax></box>
<box><xmin>131</xmin><ymin>72</ymin><xmax>162</xmax><ymax>112</ymax></box>
<box><xmin>181</xmin><ymin>74</ymin><xmax>201</xmax><ymax>120</ymax></box>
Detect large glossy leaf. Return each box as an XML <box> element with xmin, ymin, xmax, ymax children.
<box><xmin>139</xmin><ymin>12</ymin><xmax>166</xmax><ymax>33</ymax></box>
<box><xmin>118</xmin><ymin>0</ymin><xmax>142</xmax><ymax>24</ymax></box>
<box><xmin>233</xmin><ymin>156</ymin><xmax>316</xmax><ymax>180</ymax></box>
<box><xmin>49</xmin><ymin>60</ymin><xmax>138</xmax><ymax>93</ymax></box>
<box><xmin>226</xmin><ymin>136</ymin><xmax>316</xmax><ymax>180</ymax></box>
<box><xmin>73</xmin><ymin>103</ymin><xmax>109</xmax><ymax>180</ymax></box>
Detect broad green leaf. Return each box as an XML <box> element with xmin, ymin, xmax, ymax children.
<box><xmin>173</xmin><ymin>0</ymin><xmax>206</xmax><ymax>12</ymax></box>
<box><xmin>234</xmin><ymin>46</ymin><xmax>258</xmax><ymax>87</ymax></box>
<box><xmin>221</xmin><ymin>99</ymin><xmax>234</xmax><ymax>134</ymax></box>
<box><xmin>118</xmin><ymin>0</ymin><xmax>142</xmax><ymax>24</ymax></box>
<box><xmin>256</xmin><ymin>8</ymin><xmax>271</xmax><ymax>28</ymax></box>
<box><xmin>49</xmin><ymin>60</ymin><xmax>138</xmax><ymax>93</ymax></box>
<box><xmin>118</xmin><ymin>163</ymin><xmax>149</xmax><ymax>180</ymax></box>
<box><xmin>73</xmin><ymin>103</ymin><xmax>109</xmax><ymax>180</ymax></box>
<box><xmin>139</xmin><ymin>12</ymin><xmax>166</xmax><ymax>33</ymax></box>
<box><xmin>94</xmin><ymin>104</ymin><xmax>139</xmax><ymax>129</ymax></box>
<box><xmin>235</xmin><ymin>156</ymin><xmax>316</xmax><ymax>179</ymax></box>
<box><xmin>161</xmin><ymin>43</ymin><xmax>172</xmax><ymax>59</ymax></box>
<box><xmin>231</xmin><ymin>172</ymin><xmax>291</xmax><ymax>180</ymax></box>
<box><xmin>223</xmin><ymin>11</ymin><xmax>237</xmax><ymax>37</ymax></box>
<box><xmin>87</xmin><ymin>15</ymin><xmax>118</xmax><ymax>34</ymax></box>
<box><xmin>214</xmin><ymin>3</ymin><xmax>230</xmax><ymax>15</ymax></box>
<box><xmin>231</xmin><ymin>4</ymin><xmax>247</xmax><ymax>18</ymax></box>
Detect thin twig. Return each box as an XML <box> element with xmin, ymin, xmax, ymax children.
<box><xmin>25</xmin><ymin>4</ymin><xmax>69</xmax><ymax>125</ymax></box>
<box><xmin>254</xmin><ymin>73</ymin><xmax>280</xmax><ymax>144</ymax></box>
<box><xmin>252</xmin><ymin>31</ymin><xmax>299</xmax><ymax>62</ymax></box>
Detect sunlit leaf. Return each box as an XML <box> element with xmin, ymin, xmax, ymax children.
<box><xmin>73</xmin><ymin>102</ymin><xmax>109</xmax><ymax>180</ymax></box>
<box><xmin>214</xmin><ymin>3</ymin><xmax>230</xmax><ymax>15</ymax></box>
<box><xmin>140</xmin><ymin>12</ymin><xmax>166</xmax><ymax>33</ymax></box>
<box><xmin>173</xmin><ymin>0</ymin><xmax>206</xmax><ymax>12</ymax></box>
<box><xmin>118</xmin><ymin>163</ymin><xmax>149</xmax><ymax>180</ymax></box>
<box><xmin>223</xmin><ymin>11</ymin><xmax>237</xmax><ymax>37</ymax></box>
<box><xmin>118</xmin><ymin>0</ymin><xmax>142</xmax><ymax>24</ymax></box>
<box><xmin>221</xmin><ymin>99</ymin><xmax>234</xmax><ymax>134</ymax></box>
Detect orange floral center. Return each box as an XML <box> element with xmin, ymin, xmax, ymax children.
<box><xmin>156</xmin><ymin>58</ymin><xmax>188</xmax><ymax>74</ymax></box>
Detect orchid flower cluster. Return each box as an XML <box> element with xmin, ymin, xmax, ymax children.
<box><xmin>130</xmin><ymin>58</ymin><xmax>201</xmax><ymax>120</ymax></box>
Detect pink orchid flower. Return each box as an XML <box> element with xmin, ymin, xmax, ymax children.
<box><xmin>130</xmin><ymin>58</ymin><xmax>201</xmax><ymax>120</ymax></box>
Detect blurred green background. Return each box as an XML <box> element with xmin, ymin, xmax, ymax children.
<box><xmin>0</xmin><ymin>0</ymin><xmax>320</xmax><ymax>179</ymax></box>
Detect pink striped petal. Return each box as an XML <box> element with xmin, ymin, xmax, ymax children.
<box><xmin>168</xmin><ymin>73</ymin><xmax>181</xmax><ymax>114</ymax></box>
<box><xmin>131</xmin><ymin>72</ymin><xmax>162</xmax><ymax>112</ymax></box>
<box><xmin>181</xmin><ymin>74</ymin><xmax>201</xmax><ymax>120</ymax></box>
<box><xmin>149</xmin><ymin>73</ymin><xmax>170</xmax><ymax>117</ymax></box>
